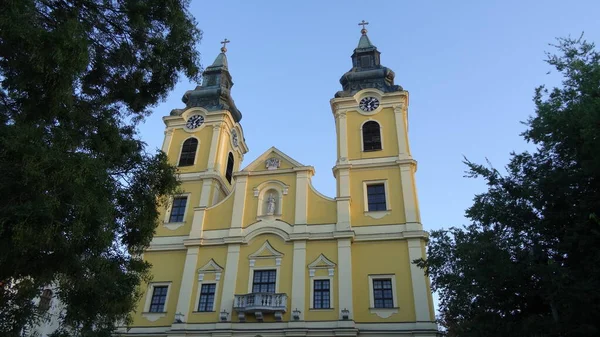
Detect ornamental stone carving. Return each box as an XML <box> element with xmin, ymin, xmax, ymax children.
<box><xmin>265</xmin><ymin>158</ymin><xmax>280</xmax><ymax>170</ymax></box>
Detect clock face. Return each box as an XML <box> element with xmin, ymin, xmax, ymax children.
<box><xmin>231</xmin><ymin>129</ymin><xmax>239</xmax><ymax>147</ymax></box>
<box><xmin>185</xmin><ymin>115</ymin><xmax>204</xmax><ymax>129</ymax></box>
<box><xmin>359</xmin><ymin>97</ymin><xmax>380</xmax><ymax>112</ymax></box>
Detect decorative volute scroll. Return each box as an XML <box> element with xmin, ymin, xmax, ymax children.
<box><xmin>197</xmin><ymin>259</ymin><xmax>224</xmax><ymax>281</ymax></box>
<box><xmin>307</xmin><ymin>253</ymin><xmax>336</xmax><ymax>277</ymax></box>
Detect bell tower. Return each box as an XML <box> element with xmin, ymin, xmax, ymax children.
<box><xmin>330</xmin><ymin>22</ymin><xmax>432</xmax><ymax>322</ymax></box>
<box><xmin>158</xmin><ymin>40</ymin><xmax>248</xmax><ymax>236</ymax></box>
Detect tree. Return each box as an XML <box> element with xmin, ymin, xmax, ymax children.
<box><xmin>416</xmin><ymin>36</ymin><xmax>600</xmax><ymax>337</ymax></box>
<box><xmin>0</xmin><ymin>1</ymin><xmax>201</xmax><ymax>336</ymax></box>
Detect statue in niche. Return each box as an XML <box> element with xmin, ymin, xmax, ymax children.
<box><xmin>266</xmin><ymin>193</ymin><xmax>276</xmax><ymax>214</ymax></box>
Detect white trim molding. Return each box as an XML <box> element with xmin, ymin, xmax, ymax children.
<box><xmin>362</xmin><ymin>180</ymin><xmax>391</xmax><ymax>219</ymax></box>
<box><xmin>290</xmin><ymin>241</ymin><xmax>306</xmax><ymax>320</ymax></box>
<box><xmin>197</xmin><ymin>259</ymin><xmax>224</xmax><ymax>280</ymax></box>
<box><xmin>337</xmin><ymin>239</ymin><xmax>353</xmax><ymax>320</ymax></box>
<box><xmin>163</xmin><ymin>192</ymin><xmax>191</xmax><ymax>230</ymax></box>
<box><xmin>247</xmin><ymin>240</ymin><xmax>284</xmax><ymax>293</ymax></box>
<box><xmin>142</xmin><ymin>281</ymin><xmax>172</xmax><ymax>322</ymax></box>
<box><xmin>368</xmin><ymin>274</ymin><xmax>399</xmax><ymax>319</ymax></box>
<box><xmin>307</xmin><ymin>254</ymin><xmax>336</xmax><ymax>277</ymax></box>
<box><xmin>248</xmin><ymin>240</ymin><xmax>284</xmax><ymax>260</ymax></box>
<box><xmin>308</xmin><ymin>253</ymin><xmax>336</xmax><ymax>310</ymax></box>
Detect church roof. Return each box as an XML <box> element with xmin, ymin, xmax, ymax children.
<box><xmin>335</xmin><ymin>23</ymin><xmax>403</xmax><ymax>98</ymax></box>
<box><xmin>356</xmin><ymin>34</ymin><xmax>375</xmax><ymax>50</ymax></box>
<box><xmin>175</xmin><ymin>40</ymin><xmax>242</xmax><ymax>122</ymax></box>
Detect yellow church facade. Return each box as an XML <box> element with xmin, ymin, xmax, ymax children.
<box><xmin>119</xmin><ymin>26</ymin><xmax>438</xmax><ymax>337</ymax></box>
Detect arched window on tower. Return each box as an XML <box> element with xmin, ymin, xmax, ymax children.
<box><xmin>178</xmin><ymin>138</ymin><xmax>198</xmax><ymax>166</ymax></box>
<box><xmin>362</xmin><ymin>121</ymin><xmax>382</xmax><ymax>151</ymax></box>
<box><xmin>225</xmin><ymin>152</ymin><xmax>234</xmax><ymax>183</ymax></box>
<box><xmin>38</xmin><ymin>289</ymin><xmax>52</xmax><ymax>312</ymax></box>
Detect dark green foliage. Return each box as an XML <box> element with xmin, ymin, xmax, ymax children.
<box><xmin>0</xmin><ymin>1</ymin><xmax>201</xmax><ymax>336</ymax></box>
<box><xmin>416</xmin><ymin>37</ymin><xmax>600</xmax><ymax>337</ymax></box>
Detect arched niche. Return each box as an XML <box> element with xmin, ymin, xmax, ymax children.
<box><xmin>253</xmin><ymin>180</ymin><xmax>289</xmax><ymax>219</ymax></box>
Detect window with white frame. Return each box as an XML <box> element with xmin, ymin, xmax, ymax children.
<box><xmin>313</xmin><ymin>279</ymin><xmax>331</xmax><ymax>309</ymax></box>
<box><xmin>197</xmin><ymin>283</ymin><xmax>216</xmax><ymax>312</ymax></box>
<box><xmin>252</xmin><ymin>269</ymin><xmax>276</xmax><ymax>293</ymax></box>
<box><xmin>367</xmin><ymin>183</ymin><xmax>386</xmax><ymax>211</ymax></box>
<box><xmin>178</xmin><ymin>138</ymin><xmax>198</xmax><ymax>166</ymax></box>
<box><xmin>362</xmin><ymin>121</ymin><xmax>382</xmax><ymax>151</ymax></box>
<box><xmin>368</xmin><ymin>274</ymin><xmax>397</xmax><ymax>309</ymax></box>
<box><xmin>143</xmin><ymin>282</ymin><xmax>171</xmax><ymax>314</ymax></box>
<box><xmin>372</xmin><ymin>278</ymin><xmax>394</xmax><ymax>308</ymax></box>
<box><xmin>149</xmin><ymin>286</ymin><xmax>168</xmax><ymax>313</ymax></box>
<box><xmin>168</xmin><ymin>196</ymin><xmax>187</xmax><ymax>223</ymax></box>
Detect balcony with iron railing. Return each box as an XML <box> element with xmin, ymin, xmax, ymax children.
<box><xmin>233</xmin><ymin>292</ymin><xmax>288</xmax><ymax>321</ymax></box>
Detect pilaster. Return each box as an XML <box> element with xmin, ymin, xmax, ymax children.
<box><xmin>291</xmin><ymin>241</ymin><xmax>307</xmax><ymax>319</ymax></box>
<box><xmin>207</xmin><ymin>124</ymin><xmax>221</xmax><ymax>171</ymax></box>
<box><xmin>335</xmin><ymin>110</ymin><xmax>348</xmax><ymax>162</ymax></box>
<box><xmin>174</xmin><ymin>247</ymin><xmax>199</xmax><ymax>321</ymax></box>
<box><xmin>294</xmin><ymin>171</ymin><xmax>309</xmax><ymax>224</ymax></box>
<box><xmin>230</xmin><ymin>175</ymin><xmax>248</xmax><ymax>229</ymax></box>
<box><xmin>216</xmin><ymin>123</ymin><xmax>230</xmax><ymax>173</ymax></box>
<box><xmin>337</xmin><ymin>238</ymin><xmax>353</xmax><ymax>320</ymax></box>
<box><xmin>219</xmin><ymin>244</ymin><xmax>241</xmax><ymax>317</ymax></box>
<box><xmin>162</xmin><ymin>129</ymin><xmax>174</xmax><ymax>153</ymax></box>
<box><xmin>393</xmin><ymin>104</ymin><xmax>410</xmax><ymax>158</ymax></box>
<box><xmin>400</xmin><ymin>165</ymin><xmax>420</xmax><ymax>225</ymax></box>
<box><xmin>336</xmin><ymin>167</ymin><xmax>351</xmax><ymax>231</ymax></box>
<box><xmin>199</xmin><ymin>179</ymin><xmax>214</xmax><ymax>207</ymax></box>
<box><xmin>407</xmin><ymin>238</ymin><xmax>433</xmax><ymax>322</ymax></box>
<box><xmin>189</xmin><ymin>207</ymin><xmax>206</xmax><ymax>239</ymax></box>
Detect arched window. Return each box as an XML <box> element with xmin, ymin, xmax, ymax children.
<box><xmin>225</xmin><ymin>152</ymin><xmax>234</xmax><ymax>183</ymax></box>
<box><xmin>362</xmin><ymin>121</ymin><xmax>382</xmax><ymax>151</ymax></box>
<box><xmin>38</xmin><ymin>289</ymin><xmax>52</xmax><ymax>312</ymax></box>
<box><xmin>178</xmin><ymin>138</ymin><xmax>198</xmax><ymax>166</ymax></box>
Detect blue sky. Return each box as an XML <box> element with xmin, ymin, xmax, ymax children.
<box><xmin>139</xmin><ymin>0</ymin><xmax>600</xmax><ymax>233</ymax></box>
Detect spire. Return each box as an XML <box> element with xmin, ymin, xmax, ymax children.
<box><xmin>356</xmin><ymin>20</ymin><xmax>375</xmax><ymax>49</ymax></box>
<box><xmin>335</xmin><ymin>22</ymin><xmax>402</xmax><ymax>98</ymax></box>
<box><xmin>210</xmin><ymin>38</ymin><xmax>229</xmax><ymax>68</ymax></box>
<box><xmin>177</xmin><ymin>39</ymin><xmax>242</xmax><ymax>122</ymax></box>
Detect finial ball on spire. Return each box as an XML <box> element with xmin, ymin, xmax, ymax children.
<box><xmin>220</xmin><ymin>38</ymin><xmax>230</xmax><ymax>53</ymax></box>
<box><xmin>358</xmin><ymin>20</ymin><xmax>369</xmax><ymax>35</ymax></box>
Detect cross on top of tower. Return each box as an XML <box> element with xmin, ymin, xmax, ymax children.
<box><xmin>358</xmin><ymin>20</ymin><xmax>369</xmax><ymax>35</ymax></box>
<box><xmin>220</xmin><ymin>38</ymin><xmax>230</xmax><ymax>53</ymax></box>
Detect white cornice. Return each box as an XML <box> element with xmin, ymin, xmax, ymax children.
<box><xmin>332</xmin><ymin>158</ymin><xmax>417</xmax><ymax>176</ymax></box>
<box><xmin>118</xmin><ymin>320</ymin><xmax>438</xmax><ymax>334</ymax></box>
<box><xmin>146</xmin><ymin>223</ymin><xmax>428</xmax><ymax>251</ymax></box>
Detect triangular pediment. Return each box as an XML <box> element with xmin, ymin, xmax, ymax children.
<box><xmin>198</xmin><ymin>259</ymin><xmax>224</xmax><ymax>273</ymax></box>
<box><xmin>248</xmin><ymin>240</ymin><xmax>284</xmax><ymax>259</ymax></box>
<box><xmin>307</xmin><ymin>254</ymin><xmax>336</xmax><ymax>269</ymax></box>
<box><xmin>242</xmin><ymin>146</ymin><xmax>306</xmax><ymax>172</ymax></box>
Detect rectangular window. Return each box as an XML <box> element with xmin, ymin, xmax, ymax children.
<box><xmin>168</xmin><ymin>196</ymin><xmax>187</xmax><ymax>223</ymax></box>
<box><xmin>313</xmin><ymin>279</ymin><xmax>330</xmax><ymax>309</ymax></box>
<box><xmin>197</xmin><ymin>283</ymin><xmax>216</xmax><ymax>312</ymax></box>
<box><xmin>367</xmin><ymin>184</ymin><xmax>386</xmax><ymax>211</ymax></box>
<box><xmin>252</xmin><ymin>270</ymin><xmax>276</xmax><ymax>293</ymax></box>
<box><xmin>372</xmin><ymin>279</ymin><xmax>394</xmax><ymax>308</ymax></box>
<box><xmin>149</xmin><ymin>286</ymin><xmax>168</xmax><ymax>313</ymax></box>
